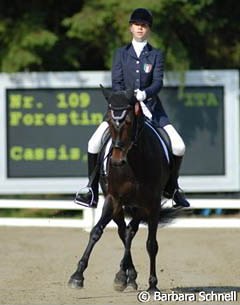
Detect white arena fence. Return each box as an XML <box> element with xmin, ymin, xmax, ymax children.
<box><xmin>0</xmin><ymin>197</ymin><xmax>240</xmax><ymax>229</ymax></box>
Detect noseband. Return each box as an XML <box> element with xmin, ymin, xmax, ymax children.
<box><xmin>108</xmin><ymin>103</ymin><xmax>135</xmax><ymax>152</ymax></box>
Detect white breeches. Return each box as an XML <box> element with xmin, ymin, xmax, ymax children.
<box><xmin>88</xmin><ymin>121</ymin><xmax>109</xmax><ymax>154</ymax></box>
<box><xmin>88</xmin><ymin>121</ymin><xmax>185</xmax><ymax>157</ymax></box>
<box><xmin>163</xmin><ymin>124</ymin><xmax>185</xmax><ymax>156</ymax></box>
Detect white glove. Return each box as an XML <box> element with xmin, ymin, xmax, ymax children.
<box><xmin>135</xmin><ymin>89</ymin><xmax>146</xmax><ymax>102</ymax></box>
<box><xmin>134</xmin><ymin>89</ymin><xmax>152</xmax><ymax>119</ymax></box>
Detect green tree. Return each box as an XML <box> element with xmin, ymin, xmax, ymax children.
<box><xmin>157</xmin><ymin>0</ymin><xmax>240</xmax><ymax>69</ymax></box>
<box><xmin>0</xmin><ymin>0</ymin><xmax>239</xmax><ymax>72</ymax></box>
<box><xmin>0</xmin><ymin>0</ymin><xmax>84</xmax><ymax>72</ymax></box>
<box><xmin>63</xmin><ymin>0</ymin><xmax>240</xmax><ymax>70</ymax></box>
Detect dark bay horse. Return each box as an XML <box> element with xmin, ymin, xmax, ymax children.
<box><xmin>68</xmin><ymin>88</ymin><xmax>171</xmax><ymax>292</ymax></box>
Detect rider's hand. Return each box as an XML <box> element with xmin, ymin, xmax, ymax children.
<box><xmin>134</xmin><ymin>89</ymin><xmax>152</xmax><ymax>119</ymax></box>
<box><xmin>135</xmin><ymin>89</ymin><xmax>146</xmax><ymax>102</ymax></box>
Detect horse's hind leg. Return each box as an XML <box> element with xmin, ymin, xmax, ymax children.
<box><xmin>68</xmin><ymin>198</ymin><xmax>113</xmax><ymax>289</ymax></box>
<box><xmin>114</xmin><ymin>213</ymin><xmax>140</xmax><ymax>291</ymax></box>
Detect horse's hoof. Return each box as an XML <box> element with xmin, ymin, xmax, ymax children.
<box><xmin>68</xmin><ymin>277</ymin><xmax>84</xmax><ymax>289</ymax></box>
<box><xmin>113</xmin><ymin>281</ymin><xmax>127</xmax><ymax>292</ymax></box>
<box><xmin>127</xmin><ymin>280</ymin><xmax>138</xmax><ymax>291</ymax></box>
<box><xmin>147</xmin><ymin>287</ymin><xmax>161</xmax><ymax>295</ymax></box>
<box><xmin>113</xmin><ymin>276</ymin><xmax>127</xmax><ymax>292</ymax></box>
<box><xmin>114</xmin><ymin>270</ymin><xmax>127</xmax><ymax>291</ymax></box>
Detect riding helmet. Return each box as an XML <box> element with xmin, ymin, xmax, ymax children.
<box><xmin>129</xmin><ymin>8</ymin><xmax>153</xmax><ymax>27</ymax></box>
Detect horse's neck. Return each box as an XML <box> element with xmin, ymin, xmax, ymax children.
<box><xmin>133</xmin><ymin>115</ymin><xmax>145</xmax><ymax>144</ymax></box>
<box><xmin>130</xmin><ymin>119</ymin><xmax>163</xmax><ymax>163</ymax></box>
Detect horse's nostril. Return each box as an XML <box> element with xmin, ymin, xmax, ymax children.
<box><xmin>120</xmin><ymin>159</ymin><xmax>126</xmax><ymax>166</ymax></box>
<box><xmin>110</xmin><ymin>157</ymin><xmax>126</xmax><ymax>167</ymax></box>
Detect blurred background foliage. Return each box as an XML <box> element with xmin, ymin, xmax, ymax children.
<box><xmin>0</xmin><ymin>0</ymin><xmax>239</xmax><ymax>73</ymax></box>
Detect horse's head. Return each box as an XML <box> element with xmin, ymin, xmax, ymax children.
<box><xmin>101</xmin><ymin>86</ymin><xmax>140</xmax><ymax>167</ymax></box>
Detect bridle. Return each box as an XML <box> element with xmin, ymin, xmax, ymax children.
<box><xmin>108</xmin><ymin>103</ymin><xmax>135</xmax><ymax>153</ymax></box>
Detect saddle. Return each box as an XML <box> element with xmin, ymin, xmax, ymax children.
<box><xmin>145</xmin><ymin>119</ymin><xmax>172</xmax><ymax>164</ymax></box>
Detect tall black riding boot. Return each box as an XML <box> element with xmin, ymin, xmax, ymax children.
<box><xmin>75</xmin><ymin>153</ymin><xmax>99</xmax><ymax>208</ymax></box>
<box><xmin>164</xmin><ymin>156</ymin><xmax>190</xmax><ymax>207</ymax></box>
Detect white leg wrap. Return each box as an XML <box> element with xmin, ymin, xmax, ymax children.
<box><xmin>163</xmin><ymin>124</ymin><xmax>185</xmax><ymax>156</ymax></box>
<box><xmin>88</xmin><ymin>121</ymin><xmax>109</xmax><ymax>154</ymax></box>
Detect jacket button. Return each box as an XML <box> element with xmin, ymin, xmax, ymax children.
<box><xmin>136</xmin><ymin>61</ymin><xmax>140</xmax><ymax>64</ymax></box>
<box><xmin>136</xmin><ymin>70</ymin><xmax>139</xmax><ymax>73</ymax></box>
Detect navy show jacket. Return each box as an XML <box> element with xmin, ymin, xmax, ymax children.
<box><xmin>111</xmin><ymin>43</ymin><xmax>170</xmax><ymax>127</ymax></box>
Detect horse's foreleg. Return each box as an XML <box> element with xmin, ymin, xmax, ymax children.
<box><xmin>68</xmin><ymin>198</ymin><xmax>113</xmax><ymax>289</ymax></box>
<box><xmin>113</xmin><ymin>210</ymin><xmax>128</xmax><ymax>291</ymax></box>
<box><xmin>124</xmin><ymin>218</ymin><xmax>140</xmax><ymax>290</ymax></box>
<box><xmin>146</xmin><ymin>211</ymin><xmax>160</xmax><ymax>293</ymax></box>
<box><xmin>114</xmin><ymin>214</ymin><xmax>140</xmax><ymax>291</ymax></box>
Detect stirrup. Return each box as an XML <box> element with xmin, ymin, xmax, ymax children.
<box><xmin>74</xmin><ymin>187</ymin><xmax>96</xmax><ymax>208</ymax></box>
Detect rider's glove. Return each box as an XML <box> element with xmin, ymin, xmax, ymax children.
<box><xmin>135</xmin><ymin>89</ymin><xmax>146</xmax><ymax>102</ymax></box>
<box><xmin>134</xmin><ymin>89</ymin><xmax>152</xmax><ymax>119</ymax></box>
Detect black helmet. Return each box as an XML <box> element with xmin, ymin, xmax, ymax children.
<box><xmin>129</xmin><ymin>8</ymin><xmax>153</xmax><ymax>27</ymax></box>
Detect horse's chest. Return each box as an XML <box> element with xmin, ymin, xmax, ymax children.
<box><xmin>109</xmin><ymin>169</ymin><xmax>137</xmax><ymax>201</ymax></box>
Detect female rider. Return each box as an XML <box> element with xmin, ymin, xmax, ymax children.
<box><xmin>75</xmin><ymin>8</ymin><xmax>190</xmax><ymax>208</ymax></box>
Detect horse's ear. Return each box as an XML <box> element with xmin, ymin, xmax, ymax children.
<box><xmin>100</xmin><ymin>84</ymin><xmax>111</xmax><ymax>101</ymax></box>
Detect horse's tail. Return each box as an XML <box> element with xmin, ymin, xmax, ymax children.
<box><xmin>158</xmin><ymin>206</ymin><xmax>192</xmax><ymax>227</ymax></box>
<box><xmin>123</xmin><ymin>206</ymin><xmax>192</xmax><ymax>227</ymax></box>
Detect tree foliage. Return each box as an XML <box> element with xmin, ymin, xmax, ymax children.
<box><xmin>0</xmin><ymin>0</ymin><xmax>84</xmax><ymax>72</ymax></box>
<box><xmin>0</xmin><ymin>0</ymin><xmax>239</xmax><ymax>72</ymax></box>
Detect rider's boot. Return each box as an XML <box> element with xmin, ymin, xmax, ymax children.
<box><xmin>75</xmin><ymin>153</ymin><xmax>99</xmax><ymax>208</ymax></box>
<box><xmin>164</xmin><ymin>156</ymin><xmax>190</xmax><ymax>208</ymax></box>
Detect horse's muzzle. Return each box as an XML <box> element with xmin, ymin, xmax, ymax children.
<box><xmin>110</xmin><ymin>156</ymin><xmax>127</xmax><ymax>167</ymax></box>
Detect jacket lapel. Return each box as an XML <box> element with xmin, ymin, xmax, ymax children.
<box><xmin>125</xmin><ymin>42</ymin><xmax>153</xmax><ymax>59</ymax></box>
<box><xmin>126</xmin><ymin>44</ymin><xmax>138</xmax><ymax>59</ymax></box>
<box><xmin>140</xmin><ymin>43</ymin><xmax>153</xmax><ymax>59</ymax></box>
